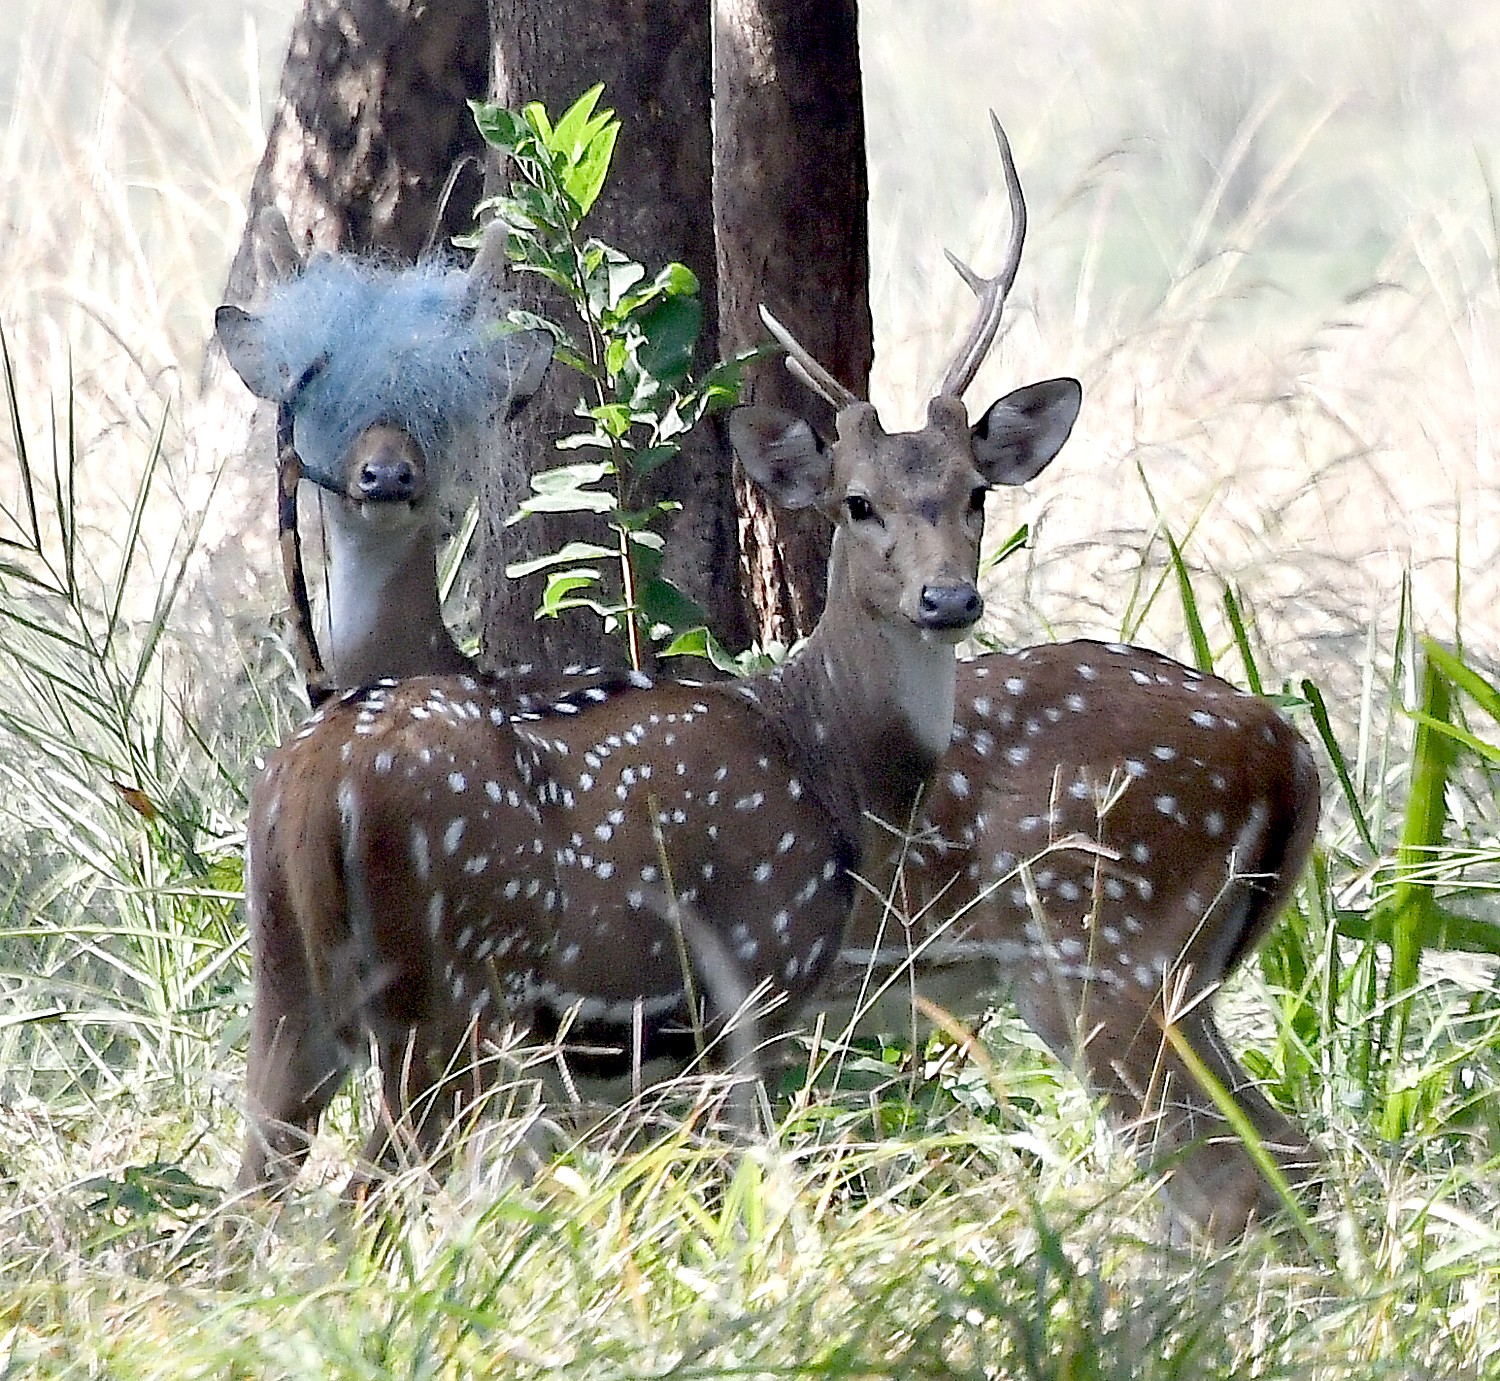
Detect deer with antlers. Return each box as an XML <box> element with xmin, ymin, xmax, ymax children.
<box><xmin>221</xmin><ymin>117</ymin><xmax>1083</xmax><ymax>1195</ymax></box>
<box><xmin>757</xmin><ymin>129</ymin><xmax>1321</xmax><ymax>1240</ymax></box>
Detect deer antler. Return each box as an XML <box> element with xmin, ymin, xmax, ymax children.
<box><xmin>759</xmin><ymin>112</ymin><xmax>1026</xmax><ymax>412</ymax></box>
<box><xmin>255</xmin><ymin>207</ymin><xmax>307</xmax><ymax>285</ymax></box>
<box><xmin>936</xmin><ymin>111</ymin><xmax>1027</xmax><ymax>401</ymax></box>
<box><xmin>757</xmin><ymin>305</ymin><xmax>859</xmax><ymax>411</ymax></box>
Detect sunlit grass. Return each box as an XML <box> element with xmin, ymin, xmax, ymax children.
<box><xmin>2</xmin><ymin>1</ymin><xmax>1500</xmax><ymax>1377</ymax></box>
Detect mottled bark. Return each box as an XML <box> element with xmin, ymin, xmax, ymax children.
<box><xmin>195</xmin><ymin>0</ymin><xmax>489</xmax><ymax>611</ymax></box>
<box><xmin>482</xmin><ymin>2</ymin><xmax>747</xmax><ymax>672</ymax></box>
<box><xmin>714</xmin><ymin>0</ymin><xmax>870</xmax><ymax>645</ymax></box>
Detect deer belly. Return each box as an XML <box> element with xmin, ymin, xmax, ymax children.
<box><xmin>816</xmin><ymin>939</ymin><xmax>1025</xmax><ymax>1038</ymax></box>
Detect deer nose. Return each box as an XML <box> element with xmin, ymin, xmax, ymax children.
<box><xmin>357</xmin><ymin>450</ymin><xmax>421</xmax><ymax>503</ymax></box>
<box><xmin>918</xmin><ymin>582</ymin><xmax>983</xmax><ymax>631</ymax></box>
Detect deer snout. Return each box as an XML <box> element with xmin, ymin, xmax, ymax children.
<box><xmin>356</xmin><ymin>446</ymin><xmax>423</xmax><ymax>504</ymax></box>
<box><xmin>917</xmin><ymin>581</ymin><xmax>983</xmax><ymax>632</ymax></box>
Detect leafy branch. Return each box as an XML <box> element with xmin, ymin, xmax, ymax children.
<box><xmin>472</xmin><ymin>86</ymin><xmax>749</xmax><ymax>670</ymax></box>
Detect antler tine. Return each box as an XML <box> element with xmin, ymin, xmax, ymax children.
<box><xmin>255</xmin><ymin>207</ymin><xmax>306</xmax><ymax>285</ymax></box>
<box><xmin>465</xmin><ymin>218</ymin><xmax>510</xmax><ymax>306</ymax></box>
<box><xmin>937</xmin><ymin>111</ymin><xmax>1028</xmax><ymax>401</ymax></box>
<box><xmin>758</xmin><ymin>304</ymin><xmax>859</xmax><ymax>411</ymax></box>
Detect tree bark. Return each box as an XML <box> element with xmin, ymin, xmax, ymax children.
<box><xmin>194</xmin><ymin>0</ymin><xmax>490</xmax><ymax>611</ymax></box>
<box><xmin>483</xmin><ymin>2</ymin><xmax>748</xmax><ymax>672</ymax></box>
<box><xmin>202</xmin><ymin>0</ymin><xmax>869</xmax><ymax>670</ymax></box>
<box><xmin>714</xmin><ymin>0</ymin><xmax>871</xmax><ymax>646</ymax></box>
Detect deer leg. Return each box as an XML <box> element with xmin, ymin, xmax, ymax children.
<box><xmin>237</xmin><ymin>936</ymin><xmax>348</xmax><ymax>1192</ymax></box>
<box><xmin>1015</xmin><ymin>966</ymin><xmax>1317</xmax><ymax>1242</ymax></box>
<box><xmin>1152</xmin><ymin>1008</ymin><xmax>1321</xmax><ymax>1234</ymax></box>
<box><xmin>349</xmin><ymin>1012</ymin><xmax>495</xmax><ymax>1193</ymax></box>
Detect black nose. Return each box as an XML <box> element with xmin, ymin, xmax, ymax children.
<box><xmin>918</xmin><ymin>582</ymin><xmax>982</xmax><ymax>631</ymax></box>
<box><xmin>357</xmin><ymin>450</ymin><xmax>420</xmax><ymax>502</ymax></box>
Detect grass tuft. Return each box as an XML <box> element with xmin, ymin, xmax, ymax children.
<box><xmin>3</xmin><ymin>2</ymin><xmax>1500</xmax><ymax>1376</ymax></box>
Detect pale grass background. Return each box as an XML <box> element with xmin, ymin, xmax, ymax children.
<box><xmin>3</xmin><ymin>0</ymin><xmax>1499</xmax><ymax>713</ymax></box>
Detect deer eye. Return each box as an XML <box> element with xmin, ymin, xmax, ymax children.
<box><xmin>968</xmin><ymin>485</ymin><xmax>988</xmax><ymax>513</ymax></box>
<box><xmin>845</xmin><ymin>494</ymin><xmax>876</xmax><ymax>522</ymax></box>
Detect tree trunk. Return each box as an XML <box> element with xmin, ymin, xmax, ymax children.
<box><xmin>194</xmin><ymin>0</ymin><xmax>489</xmax><ymax>612</ymax></box>
<box><xmin>714</xmin><ymin>0</ymin><xmax>871</xmax><ymax>646</ymax></box>
<box><xmin>483</xmin><ymin>2</ymin><xmax>748</xmax><ymax>672</ymax></box>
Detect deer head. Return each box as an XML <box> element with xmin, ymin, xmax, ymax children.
<box><xmin>728</xmin><ymin>113</ymin><xmax>1081</xmax><ymax>812</ymax></box>
<box><xmin>214</xmin><ymin>212</ymin><xmax>553</xmax><ymax>688</ymax></box>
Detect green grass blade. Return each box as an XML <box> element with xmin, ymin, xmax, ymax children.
<box><xmin>1301</xmin><ymin>676</ymin><xmax>1378</xmax><ymax>856</ymax></box>
<box><xmin>1221</xmin><ymin>583</ymin><xmax>1265</xmax><ymax>695</ymax></box>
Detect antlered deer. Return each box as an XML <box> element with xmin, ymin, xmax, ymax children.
<box><xmin>224</xmin><ymin>118</ymin><xmax>1083</xmax><ymax>1195</ymax></box>
<box><xmin>740</xmin><ymin>123</ymin><xmax>1324</xmax><ymax>1238</ymax></box>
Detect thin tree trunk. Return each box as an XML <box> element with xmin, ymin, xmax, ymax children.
<box><xmin>194</xmin><ymin>0</ymin><xmax>489</xmax><ymax>613</ymax></box>
<box><xmin>713</xmin><ymin>0</ymin><xmax>871</xmax><ymax>646</ymax></box>
<box><xmin>483</xmin><ymin>2</ymin><xmax>747</xmax><ymax>671</ymax></box>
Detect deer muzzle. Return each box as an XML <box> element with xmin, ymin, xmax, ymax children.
<box><xmin>356</xmin><ymin>451</ymin><xmax>421</xmax><ymax>504</ymax></box>
<box><xmin>917</xmin><ymin>581</ymin><xmax>983</xmax><ymax>634</ymax></box>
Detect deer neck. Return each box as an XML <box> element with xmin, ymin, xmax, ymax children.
<box><xmin>762</xmin><ymin>534</ymin><xmax>958</xmax><ymax>842</ymax></box>
<box><xmin>318</xmin><ymin>497</ymin><xmax>471</xmax><ymax>687</ymax></box>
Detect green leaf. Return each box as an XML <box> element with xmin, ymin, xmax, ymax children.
<box><xmin>508</xmin><ymin>462</ymin><xmax>617</xmax><ymax>523</ymax></box>
<box><xmin>537</xmin><ymin>569</ymin><xmax>602</xmax><ymax>618</ymax></box>
<box><xmin>1222</xmin><ymin>583</ymin><xmax>1266</xmax><ymax>695</ymax></box>
<box><xmin>549</xmin><ymin>84</ymin><xmax>605</xmax><ymax>159</ymax></box>
<box><xmin>589</xmin><ymin>402</ymin><xmax>634</xmax><ymax>439</ymax></box>
<box><xmin>662</xmin><ymin>627</ymin><xmax>787</xmax><ymax>675</ymax></box>
<box><xmin>530</xmin><ymin>460</ymin><xmax>613</xmax><ymax>493</ymax></box>
<box><xmin>980</xmin><ymin>523</ymin><xmax>1029</xmax><ymax>575</ymax></box>
<box><xmin>1301</xmin><ymin>676</ymin><xmax>1377</xmax><ymax>856</ymax></box>
<box><xmin>506</xmin><ymin>541</ymin><xmax>619</xmax><ymax>579</ymax></box>
<box><xmin>509</xmin><ymin>491</ymin><xmax>616</xmax><ymax>520</ymax></box>
<box><xmin>604</xmin><ymin>256</ymin><xmax>646</xmax><ymax>312</ymax></box>
<box><xmin>1160</xmin><ymin>522</ymin><xmax>1213</xmax><ymax>672</ymax></box>
<box><xmin>470</xmin><ymin>100</ymin><xmax>522</xmax><ymax>151</ymax></box>
<box><xmin>554</xmin><ymin>430</ymin><xmax>614</xmax><ymax>451</ymax></box>
<box><xmin>567</xmin><ymin>120</ymin><xmax>618</xmax><ymax>217</ymax></box>
<box><xmin>654</xmin><ymin>261</ymin><xmax>699</xmax><ymax>297</ymax></box>
<box><xmin>635</xmin><ymin>295</ymin><xmax>701</xmax><ymax>386</ymax></box>
<box><xmin>604</xmin><ymin>337</ymin><xmax>628</xmax><ymax>378</ymax></box>
<box><xmin>522</xmin><ymin>99</ymin><xmax>555</xmax><ymax>144</ymax></box>
<box><xmin>639</xmin><ymin>577</ymin><xmax>706</xmax><ymax>636</ymax></box>
<box><xmin>549</xmin><ymin>85</ymin><xmax>619</xmax><ymax>215</ymax></box>
<box><xmin>553</xmin><ymin>344</ymin><xmax>594</xmax><ymax>375</ymax></box>
<box><xmin>1424</xmin><ymin>638</ymin><xmax>1500</xmax><ymax>724</ymax></box>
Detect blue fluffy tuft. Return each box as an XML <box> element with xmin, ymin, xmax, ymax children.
<box><xmin>247</xmin><ymin>255</ymin><xmax>527</xmax><ymax>488</ymax></box>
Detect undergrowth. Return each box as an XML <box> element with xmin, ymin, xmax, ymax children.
<box><xmin>2</xmin><ymin>2</ymin><xmax>1500</xmax><ymax>1378</ymax></box>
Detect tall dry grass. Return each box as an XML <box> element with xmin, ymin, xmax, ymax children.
<box><xmin>0</xmin><ymin>7</ymin><xmax>1498</xmax><ymax>1377</ymax></box>
<box><xmin>863</xmin><ymin>0</ymin><xmax>1500</xmax><ymax>718</ymax></box>
<box><xmin>1</xmin><ymin>0</ymin><xmax>288</xmax><ymax>599</ymax></box>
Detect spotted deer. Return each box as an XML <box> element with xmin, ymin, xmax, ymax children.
<box><xmin>751</xmin><ymin>123</ymin><xmax>1321</xmax><ymax>1239</ymax></box>
<box><xmin>239</xmin><ymin>130</ymin><xmax>1318</xmax><ymax>1242</ymax></box>
<box><xmin>232</xmin><ymin>118</ymin><xmax>1084</xmax><ymax>1193</ymax></box>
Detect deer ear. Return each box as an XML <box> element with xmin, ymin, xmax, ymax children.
<box><xmin>214</xmin><ymin>305</ymin><xmax>286</xmax><ymax>401</ymax></box>
<box><xmin>493</xmin><ymin>329</ymin><xmax>554</xmax><ymax>422</ymax></box>
<box><xmin>728</xmin><ymin>406</ymin><xmax>832</xmax><ymax>510</ymax></box>
<box><xmin>971</xmin><ymin>377</ymin><xmax>1082</xmax><ymax>486</ymax></box>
